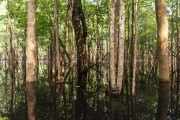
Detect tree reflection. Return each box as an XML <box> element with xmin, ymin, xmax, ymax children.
<box><xmin>110</xmin><ymin>96</ymin><xmax>122</xmax><ymax>120</ymax></box>
<box><xmin>74</xmin><ymin>86</ymin><xmax>87</xmax><ymax>120</ymax></box>
<box><xmin>157</xmin><ymin>81</ymin><xmax>170</xmax><ymax>120</ymax></box>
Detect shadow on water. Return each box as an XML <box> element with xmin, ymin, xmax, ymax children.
<box><xmin>0</xmin><ymin>63</ymin><xmax>178</xmax><ymax>120</ymax></box>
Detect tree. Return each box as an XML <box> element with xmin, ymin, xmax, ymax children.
<box><xmin>132</xmin><ymin>0</ymin><xmax>138</xmax><ymax>96</ymax></box>
<box><xmin>109</xmin><ymin>0</ymin><xmax>125</xmax><ymax>94</ymax></box>
<box><xmin>175</xmin><ymin>0</ymin><xmax>180</xmax><ymax>117</ymax></box>
<box><xmin>117</xmin><ymin>0</ymin><xmax>125</xmax><ymax>93</ymax></box>
<box><xmin>155</xmin><ymin>0</ymin><xmax>170</xmax><ymax>119</ymax></box>
<box><xmin>72</xmin><ymin>0</ymin><xmax>87</xmax><ymax>91</ymax></box>
<box><xmin>109</xmin><ymin>0</ymin><xmax>116</xmax><ymax>90</ymax></box>
<box><xmin>26</xmin><ymin>0</ymin><xmax>37</xmax><ymax>119</ymax></box>
<box><xmin>72</xmin><ymin>0</ymin><xmax>88</xmax><ymax>119</ymax></box>
<box><xmin>52</xmin><ymin>0</ymin><xmax>61</xmax><ymax>119</ymax></box>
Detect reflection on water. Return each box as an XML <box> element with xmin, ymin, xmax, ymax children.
<box><xmin>157</xmin><ymin>81</ymin><xmax>170</xmax><ymax>120</ymax></box>
<box><xmin>0</xmin><ymin>63</ymin><xmax>177</xmax><ymax>120</ymax></box>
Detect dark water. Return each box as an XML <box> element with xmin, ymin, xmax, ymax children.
<box><xmin>0</xmin><ymin>63</ymin><xmax>177</xmax><ymax>120</ymax></box>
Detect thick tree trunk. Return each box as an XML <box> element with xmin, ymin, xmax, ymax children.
<box><xmin>72</xmin><ymin>0</ymin><xmax>87</xmax><ymax>119</ymax></box>
<box><xmin>72</xmin><ymin>0</ymin><xmax>87</xmax><ymax>87</ymax></box>
<box><xmin>26</xmin><ymin>0</ymin><xmax>37</xmax><ymax>119</ymax></box>
<box><xmin>155</xmin><ymin>0</ymin><xmax>170</xmax><ymax>119</ymax></box>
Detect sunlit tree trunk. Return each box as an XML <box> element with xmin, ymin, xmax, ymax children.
<box><xmin>155</xmin><ymin>0</ymin><xmax>170</xmax><ymax>119</ymax></box>
<box><xmin>110</xmin><ymin>0</ymin><xmax>116</xmax><ymax>89</ymax></box>
<box><xmin>117</xmin><ymin>0</ymin><xmax>125</xmax><ymax>93</ymax></box>
<box><xmin>26</xmin><ymin>0</ymin><xmax>37</xmax><ymax>119</ymax></box>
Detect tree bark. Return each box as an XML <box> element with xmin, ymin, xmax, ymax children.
<box><xmin>175</xmin><ymin>0</ymin><xmax>180</xmax><ymax>117</ymax></box>
<box><xmin>117</xmin><ymin>0</ymin><xmax>125</xmax><ymax>93</ymax></box>
<box><xmin>26</xmin><ymin>0</ymin><xmax>37</xmax><ymax>119</ymax></box>
<box><xmin>155</xmin><ymin>0</ymin><xmax>170</xmax><ymax>119</ymax></box>
<box><xmin>132</xmin><ymin>0</ymin><xmax>138</xmax><ymax>96</ymax></box>
<box><xmin>52</xmin><ymin>0</ymin><xmax>61</xmax><ymax>119</ymax></box>
<box><xmin>72</xmin><ymin>0</ymin><xmax>87</xmax><ymax>119</ymax></box>
<box><xmin>110</xmin><ymin>0</ymin><xmax>116</xmax><ymax>89</ymax></box>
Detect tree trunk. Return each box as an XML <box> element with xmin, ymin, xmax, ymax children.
<box><xmin>170</xmin><ymin>0</ymin><xmax>174</xmax><ymax>112</ymax></box>
<box><xmin>110</xmin><ymin>0</ymin><xmax>116</xmax><ymax>89</ymax></box>
<box><xmin>72</xmin><ymin>0</ymin><xmax>87</xmax><ymax>119</ymax></box>
<box><xmin>54</xmin><ymin>0</ymin><xmax>61</xmax><ymax>91</ymax></box>
<box><xmin>61</xmin><ymin>3</ymin><xmax>69</xmax><ymax>84</ymax></box>
<box><xmin>132</xmin><ymin>0</ymin><xmax>138</xmax><ymax>96</ymax></box>
<box><xmin>26</xmin><ymin>0</ymin><xmax>37</xmax><ymax>119</ymax></box>
<box><xmin>175</xmin><ymin>0</ymin><xmax>180</xmax><ymax>117</ymax></box>
<box><xmin>52</xmin><ymin>0</ymin><xmax>61</xmax><ymax>119</ymax></box>
<box><xmin>155</xmin><ymin>0</ymin><xmax>170</xmax><ymax>119</ymax></box>
<box><xmin>8</xmin><ymin>16</ymin><xmax>15</xmax><ymax>119</ymax></box>
<box><xmin>117</xmin><ymin>0</ymin><xmax>125</xmax><ymax>93</ymax></box>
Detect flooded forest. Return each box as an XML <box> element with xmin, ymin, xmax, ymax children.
<box><xmin>0</xmin><ymin>0</ymin><xmax>179</xmax><ymax>120</ymax></box>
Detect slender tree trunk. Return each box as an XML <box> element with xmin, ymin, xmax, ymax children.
<box><xmin>175</xmin><ymin>0</ymin><xmax>180</xmax><ymax>118</ymax></box>
<box><xmin>8</xmin><ymin>16</ymin><xmax>15</xmax><ymax>119</ymax></box>
<box><xmin>130</xmin><ymin>0</ymin><xmax>134</xmax><ymax>87</ymax></box>
<box><xmin>110</xmin><ymin>0</ymin><xmax>116</xmax><ymax>89</ymax></box>
<box><xmin>132</xmin><ymin>0</ymin><xmax>138</xmax><ymax>96</ymax></box>
<box><xmin>26</xmin><ymin>0</ymin><xmax>37</xmax><ymax>119</ymax></box>
<box><xmin>52</xmin><ymin>0</ymin><xmax>61</xmax><ymax>119</ymax></box>
<box><xmin>54</xmin><ymin>0</ymin><xmax>61</xmax><ymax>91</ymax></box>
<box><xmin>170</xmin><ymin>0</ymin><xmax>174</xmax><ymax>112</ymax></box>
<box><xmin>61</xmin><ymin>3</ymin><xmax>69</xmax><ymax>84</ymax></box>
<box><xmin>22</xmin><ymin>29</ymin><xmax>27</xmax><ymax>118</ymax></box>
<box><xmin>114</xmin><ymin>0</ymin><xmax>120</xmax><ymax>80</ymax></box>
<box><xmin>95</xmin><ymin>3</ymin><xmax>100</xmax><ymax>84</ymax></box>
<box><xmin>117</xmin><ymin>0</ymin><xmax>125</xmax><ymax>93</ymax></box>
<box><xmin>155</xmin><ymin>0</ymin><xmax>170</xmax><ymax>119</ymax></box>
